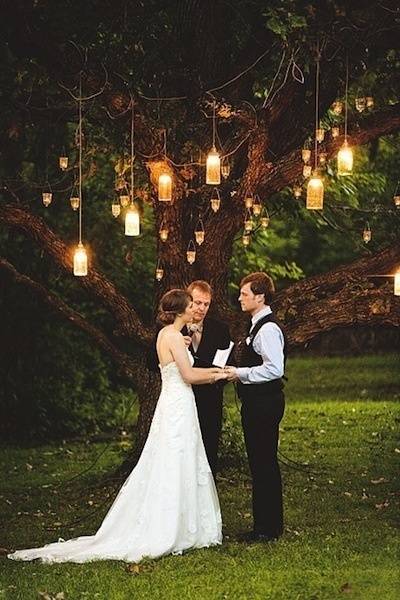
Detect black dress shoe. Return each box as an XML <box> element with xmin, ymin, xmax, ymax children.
<box><xmin>237</xmin><ymin>531</ymin><xmax>279</xmax><ymax>543</ymax></box>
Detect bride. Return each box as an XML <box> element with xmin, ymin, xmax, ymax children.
<box><xmin>8</xmin><ymin>289</ymin><xmax>227</xmax><ymax>563</ymax></box>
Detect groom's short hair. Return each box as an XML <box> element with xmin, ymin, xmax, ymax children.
<box><xmin>240</xmin><ymin>272</ymin><xmax>275</xmax><ymax>304</ymax></box>
<box><xmin>187</xmin><ymin>280</ymin><xmax>213</xmax><ymax>297</ymax></box>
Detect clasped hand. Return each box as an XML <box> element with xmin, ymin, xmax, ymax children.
<box><xmin>223</xmin><ymin>366</ymin><xmax>238</xmax><ymax>382</ymax></box>
<box><xmin>209</xmin><ymin>366</ymin><xmax>238</xmax><ymax>382</ymax></box>
<box><xmin>210</xmin><ymin>368</ymin><xmax>228</xmax><ymax>382</ymax></box>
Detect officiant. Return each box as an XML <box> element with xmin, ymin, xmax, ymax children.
<box><xmin>183</xmin><ymin>280</ymin><xmax>230</xmax><ymax>477</ymax></box>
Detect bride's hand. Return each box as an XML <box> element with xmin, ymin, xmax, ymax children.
<box><xmin>213</xmin><ymin>370</ymin><xmax>228</xmax><ymax>382</ymax></box>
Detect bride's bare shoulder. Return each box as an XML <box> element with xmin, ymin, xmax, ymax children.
<box><xmin>157</xmin><ymin>326</ymin><xmax>182</xmax><ymax>341</ymax></box>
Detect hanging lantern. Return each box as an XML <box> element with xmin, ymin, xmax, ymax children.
<box><xmin>70</xmin><ymin>196</ymin><xmax>80</xmax><ymax>211</ymax></box>
<box><xmin>261</xmin><ymin>209</ymin><xmax>270</xmax><ymax>229</ymax></box>
<box><xmin>125</xmin><ymin>205</ymin><xmax>140</xmax><ymax>236</ymax></box>
<box><xmin>159</xmin><ymin>224</ymin><xmax>169</xmax><ymax>242</ymax></box>
<box><xmin>293</xmin><ymin>185</ymin><xmax>302</xmax><ymax>199</ymax></box>
<box><xmin>155</xmin><ymin>267</ymin><xmax>164</xmax><ymax>281</ymax></box>
<box><xmin>115</xmin><ymin>177</ymin><xmax>125</xmax><ymax>191</ymax></box>
<box><xmin>331</xmin><ymin>126</ymin><xmax>340</xmax><ymax>139</ymax></box>
<box><xmin>194</xmin><ymin>219</ymin><xmax>205</xmax><ymax>245</ymax></box>
<box><xmin>245</xmin><ymin>193</ymin><xmax>253</xmax><ymax>209</ymax></box>
<box><xmin>120</xmin><ymin>194</ymin><xmax>130</xmax><ymax>207</ymax></box>
<box><xmin>158</xmin><ymin>173</ymin><xmax>172</xmax><ymax>202</ymax></box>
<box><xmin>155</xmin><ymin>260</ymin><xmax>164</xmax><ymax>281</ymax></box>
<box><xmin>316</xmin><ymin>127</ymin><xmax>325</xmax><ymax>143</ymax></box>
<box><xmin>221</xmin><ymin>158</ymin><xmax>231</xmax><ymax>179</ymax></box>
<box><xmin>355</xmin><ymin>96</ymin><xmax>366</xmax><ymax>112</ymax></box>
<box><xmin>394</xmin><ymin>270</ymin><xmax>400</xmax><ymax>296</ymax></box>
<box><xmin>331</xmin><ymin>100</ymin><xmax>343</xmax><ymax>115</ymax></box>
<box><xmin>366</xmin><ymin>96</ymin><xmax>374</xmax><ymax>109</ymax></box>
<box><xmin>252</xmin><ymin>195</ymin><xmax>262</xmax><ymax>216</ymax></box>
<box><xmin>337</xmin><ymin>140</ymin><xmax>353</xmax><ymax>176</ymax></box>
<box><xmin>319</xmin><ymin>152</ymin><xmax>327</xmax><ymax>165</ymax></box>
<box><xmin>42</xmin><ymin>192</ymin><xmax>52</xmax><ymax>207</ymax></box>
<box><xmin>306</xmin><ymin>173</ymin><xmax>324</xmax><ymax>210</ymax></box>
<box><xmin>393</xmin><ymin>195</ymin><xmax>400</xmax><ymax>209</ymax></box>
<box><xmin>210</xmin><ymin>188</ymin><xmax>221</xmax><ymax>212</ymax></box>
<box><xmin>59</xmin><ymin>156</ymin><xmax>68</xmax><ymax>171</ymax></box>
<box><xmin>362</xmin><ymin>223</ymin><xmax>371</xmax><ymax>243</ymax></box>
<box><xmin>302</xmin><ymin>148</ymin><xmax>311</xmax><ymax>163</ymax></box>
<box><xmin>206</xmin><ymin>146</ymin><xmax>221</xmax><ymax>185</ymax></box>
<box><xmin>244</xmin><ymin>209</ymin><xmax>253</xmax><ymax>233</ymax></box>
<box><xmin>303</xmin><ymin>164</ymin><xmax>312</xmax><ymax>178</ymax></box>
<box><xmin>73</xmin><ymin>242</ymin><xmax>88</xmax><ymax>277</ymax></box>
<box><xmin>111</xmin><ymin>200</ymin><xmax>121</xmax><ymax>217</ymax></box>
<box><xmin>242</xmin><ymin>233</ymin><xmax>251</xmax><ymax>247</ymax></box>
<box><xmin>186</xmin><ymin>240</ymin><xmax>196</xmax><ymax>264</ymax></box>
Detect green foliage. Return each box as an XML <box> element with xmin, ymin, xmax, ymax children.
<box><xmin>263</xmin><ymin>4</ymin><xmax>307</xmax><ymax>40</ymax></box>
<box><xmin>229</xmin><ymin>226</ymin><xmax>304</xmax><ymax>296</ymax></box>
<box><xmin>0</xmin><ymin>288</ymin><xmax>137</xmax><ymax>440</ymax></box>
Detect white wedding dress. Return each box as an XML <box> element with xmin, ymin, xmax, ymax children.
<box><xmin>8</xmin><ymin>353</ymin><xmax>222</xmax><ymax>563</ymax></box>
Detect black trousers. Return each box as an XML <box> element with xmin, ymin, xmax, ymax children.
<box><xmin>241</xmin><ymin>391</ymin><xmax>285</xmax><ymax>537</ymax></box>
<box><xmin>193</xmin><ymin>386</ymin><xmax>223</xmax><ymax>478</ymax></box>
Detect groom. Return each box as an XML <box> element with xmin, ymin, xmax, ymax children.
<box><xmin>183</xmin><ymin>280</ymin><xmax>230</xmax><ymax>477</ymax></box>
<box><xmin>225</xmin><ymin>272</ymin><xmax>286</xmax><ymax>542</ymax></box>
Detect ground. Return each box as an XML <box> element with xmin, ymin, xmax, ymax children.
<box><xmin>0</xmin><ymin>355</ymin><xmax>399</xmax><ymax>600</ymax></box>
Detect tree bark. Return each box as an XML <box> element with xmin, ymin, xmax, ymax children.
<box><xmin>274</xmin><ymin>244</ymin><xmax>400</xmax><ymax>347</ymax></box>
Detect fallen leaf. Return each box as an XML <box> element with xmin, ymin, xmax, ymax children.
<box><xmin>371</xmin><ymin>477</ymin><xmax>388</xmax><ymax>484</ymax></box>
<box><xmin>126</xmin><ymin>564</ymin><xmax>141</xmax><ymax>575</ymax></box>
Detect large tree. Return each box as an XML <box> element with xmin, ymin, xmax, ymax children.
<box><xmin>1</xmin><ymin>1</ymin><xmax>399</xmax><ymax>458</ymax></box>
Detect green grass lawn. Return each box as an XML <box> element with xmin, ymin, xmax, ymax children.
<box><xmin>1</xmin><ymin>354</ymin><xmax>399</xmax><ymax>600</ymax></box>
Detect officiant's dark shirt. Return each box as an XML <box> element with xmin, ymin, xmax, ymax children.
<box><xmin>183</xmin><ymin>317</ymin><xmax>229</xmax><ymax>366</ymax></box>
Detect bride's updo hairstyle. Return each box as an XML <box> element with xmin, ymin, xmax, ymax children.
<box><xmin>157</xmin><ymin>289</ymin><xmax>192</xmax><ymax>325</ymax></box>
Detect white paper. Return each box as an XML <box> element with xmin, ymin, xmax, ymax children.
<box><xmin>212</xmin><ymin>341</ymin><xmax>234</xmax><ymax>368</ymax></box>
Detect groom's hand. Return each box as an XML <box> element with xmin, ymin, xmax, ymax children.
<box><xmin>224</xmin><ymin>366</ymin><xmax>239</xmax><ymax>382</ymax></box>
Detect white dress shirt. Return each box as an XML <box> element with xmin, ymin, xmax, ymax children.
<box><xmin>236</xmin><ymin>306</ymin><xmax>285</xmax><ymax>384</ymax></box>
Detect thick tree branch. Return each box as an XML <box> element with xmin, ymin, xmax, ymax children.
<box><xmin>0</xmin><ymin>203</ymin><xmax>153</xmax><ymax>345</ymax></box>
<box><xmin>259</xmin><ymin>102</ymin><xmax>400</xmax><ymax>200</ymax></box>
<box><xmin>0</xmin><ymin>257</ymin><xmax>140</xmax><ymax>383</ymax></box>
<box><xmin>274</xmin><ymin>243</ymin><xmax>400</xmax><ymax>347</ymax></box>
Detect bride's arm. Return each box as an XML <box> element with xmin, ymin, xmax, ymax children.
<box><xmin>170</xmin><ymin>332</ymin><xmax>226</xmax><ymax>385</ymax></box>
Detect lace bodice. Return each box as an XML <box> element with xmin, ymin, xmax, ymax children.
<box><xmin>159</xmin><ymin>350</ymin><xmax>194</xmax><ymax>387</ymax></box>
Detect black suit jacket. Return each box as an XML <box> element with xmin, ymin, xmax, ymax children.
<box><xmin>183</xmin><ymin>317</ymin><xmax>230</xmax><ymax>367</ymax></box>
<box><xmin>183</xmin><ymin>316</ymin><xmax>230</xmax><ymax>400</ymax></box>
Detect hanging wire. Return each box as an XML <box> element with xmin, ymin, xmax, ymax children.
<box><xmin>164</xmin><ymin>128</ymin><xmax>168</xmax><ymax>159</ymax></box>
<box><xmin>78</xmin><ymin>75</ymin><xmax>83</xmax><ymax>244</ymax></box>
<box><xmin>212</xmin><ymin>99</ymin><xmax>216</xmax><ymax>148</ymax></box>
<box><xmin>344</xmin><ymin>55</ymin><xmax>349</xmax><ymax>141</ymax></box>
<box><xmin>130</xmin><ymin>94</ymin><xmax>135</xmax><ymax>204</ymax></box>
<box><xmin>314</xmin><ymin>45</ymin><xmax>320</xmax><ymax>171</ymax></box>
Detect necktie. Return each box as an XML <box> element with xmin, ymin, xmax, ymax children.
<box><xmin>188</xmin><ymin>322</ymin><xmax>203</xmax><ymax>353</ymax></box>
<box><xmin>191</xmin><ymin>330</ymin><xmax>201</xmax><ymax>352</ymax></box>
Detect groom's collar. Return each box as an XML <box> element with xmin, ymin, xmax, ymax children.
<box><xmin>250</xmin><ymin>305</ymin><xmax>272</xmax><ymax>328</ymax></box>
